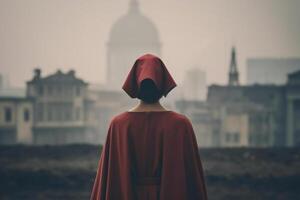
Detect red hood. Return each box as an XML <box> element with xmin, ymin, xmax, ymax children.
<box><xmin>122</xmin><ymin>54</ymin><xmax>177</xmax><ymax>98</ymax></box>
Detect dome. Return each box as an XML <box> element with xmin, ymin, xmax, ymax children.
<box><xmin>108</xmin><ymin>0</ymin><xmax>161</xmax><ymax>45</ymax></box>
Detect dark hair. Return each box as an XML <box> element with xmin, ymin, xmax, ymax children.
<box><xmin>137</xmin><ymin>79</ymin><xmax>163</xmax><ymax>104</ymax></box>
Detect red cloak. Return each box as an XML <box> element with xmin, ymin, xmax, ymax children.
<box><xmin>90</xmin><ymin>111</ymin><xmax>208</xmax><ymax>200</ymax></box>
<box><xmin>90</xmin><ymin>54</ymin><xmax>208</xmax><ymax>199</ymax></box>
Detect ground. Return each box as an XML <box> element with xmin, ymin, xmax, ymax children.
<box><xmin>0</xmin><ymin>145</ymin><xmax>299</xmax><ymax>200</ymax></box>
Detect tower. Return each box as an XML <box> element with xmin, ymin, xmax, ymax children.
<box><xmin>228</xmin><ymin>46</ymin><xmax>239</xmax><ymax>86</ymax></box>
<box><xmin>106</xmin><ymin>0</ymin><xmax>161</xmax><ymax>91</ymax></box>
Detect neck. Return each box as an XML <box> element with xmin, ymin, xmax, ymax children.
<box><xmin>139</xmin><ymin>100</ymin><xmax>161</xmax><ymax>107</ymax></box>
<box><xmin>130</xmin><ymin>100</ymin><xmax>167</xmax><ymax>112</ymax></box>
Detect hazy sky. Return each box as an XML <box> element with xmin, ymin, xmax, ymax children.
<box><xmin>0</xmin><ymin>0</ymin><xmax>300</xmax><ymax>88</ymax></box>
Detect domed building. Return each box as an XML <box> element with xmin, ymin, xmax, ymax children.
<box><xmin>106</xmin><ymin>0</ymin><xmax>161</xmax><ymax>90</ymax></box>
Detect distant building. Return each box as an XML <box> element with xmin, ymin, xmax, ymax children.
<box><xmin>247</xmin><ymin>58</ymin><xmax>300</xmax><ymax>85</ymax></box>
<box><xmin>0</xmin><ymin>67</ymin><xmax>153</xmax><ymax>145</ymax></box>
<box><xmin>286</xmin><ymin>71</ymin><xmax>300</xmax><ymax>146</ymax></box>
<box><xmin>207</xmin><ymin>48</ymin><xmax>288</xmax><ymax>147</ymax></box>
<box><xmin>2</xmin><ymin>45</ymin><xmax>300</xmax><ymax>147</ymax></box>
<box><xmin>0</xmin><ymin>88</ymin><xmax>26</xmax><ymax>98</ymax></box>
<box><xmin>23</xmin><ymin>68</ymin><xmax>137</xmax><ymax>145</ymax></box>
<box><xmin>182</xmin><ymin>68</ymin><xmax>206</xmax><ymax>100</ymax></box>
<box><xmin>86</xmin><ymin>89</ymin><xmax>134</xmax><ymax>144</ymax></box>
<box><xmin>0</xmin><ymin>97</ymin><xmax>33</xmax><ymax>144</ymax></box>
<box><xmin>207</xmin><ymin>49</ymin><xmax>300</xmax><ymax>147</ymax></box>
<box><xmin>207</xmin><ymin>84</ymin><xmax>285</xmax><ymax>147</ymax></box>
<box><xmin>26</xmin><ymin>69</ymin><xmax>95</xmax><ymax>145</ymax></box>
<box><xmin>0</xmin><ymin>73</ymin><xmax>10</xmax><ymax>90</ymax></box>
<box><xmin>106</xmin><ymin>0</ymin><xmax>161</xmax><ymax>91</ymax></box>
<box><xmin>175</xmin><ymin>100</ymin><xmax>219</xmax><ymax>147</ymax></box>
<box><xmin>177</xmin><ymin>47</ymin><xmax>300</xmax><ymax>147</ymax></box>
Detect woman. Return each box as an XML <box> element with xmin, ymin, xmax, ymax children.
<box><xmin>90</xmin><ymin>54</ymin><xmax>208</xmax><ymax>200</ymax></box>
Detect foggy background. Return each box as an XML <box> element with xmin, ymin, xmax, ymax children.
<box><xmin>1</xmin><ymin>0</ymin><xmax>300</xmax><ymax>199</ymax></box>
<box><xmin>1</xmin><ymin>0</ymin><xmax>300</xmax><ymax>88</ymax></box>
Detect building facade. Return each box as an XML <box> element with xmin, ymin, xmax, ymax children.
<box><xmin>285</xmin><ymin>71</ymin><xmax>300</xmax><ymax>146</ymax></box>
<box><xmin>175</xmin><ymin>100</ymin><xmax>219</xmax><ymax>147</ymax></box>
<box><xmin>176</xmin><ymin>47</ymin><xmax>300</xmax><ymax>147</ymax></box>
<box><xmin>207</xmin><ymin>85</ymin><xmax>284</xmax><ymax>147</ymax></box>
<box><xmin>0</xmin><ymin>97</ymin><xmax>33</xmax><ymax>144</ymax></box>
<box><xmin>86</xmin><ymin>89</ymin><xmax>135</xmax><ymax>144</ymax></box>
<box><xmin>26</xmin><ymin>69</ymin><xmax>96</xmax><ymax>144</ymax></box>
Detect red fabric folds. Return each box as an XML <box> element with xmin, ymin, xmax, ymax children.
<box><xmin>122</xmin><ymin>54</ymin><xmax>177</xmax><ymax>98</ymax></box>
<box><xmin>90</xmin><ymin>111</ymin><xmax>208</xmax><ymax>200</ymax></box>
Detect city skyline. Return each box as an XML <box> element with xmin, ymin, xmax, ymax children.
<box><xmin>0</xmin><ymin>0</ymin><xmax>300</xmax><ymax>88</ymax></box>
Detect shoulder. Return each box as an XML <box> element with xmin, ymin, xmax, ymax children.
<box><xmin>108</xmin><ymin>111</ymin><xmax>129</xmax><ymax>126</ymax></box>
<box><xmin>162</xmin><ymin>111</ymin><xmax>194</xmax><ymax>131</ymax></box>
<box><xmin>169</xmin><ymin>112</ymin><xmax>196</xmax><ymax>141</ymax></box>
<box><xmin>108</xmin><ymin>110</ymin><xmax>192</xmax><ymax>128</ymax></box>
<box><xmin>172</xmin><ymin>111</ymin><xmax>191</xmax><ymax>125</ymax></box>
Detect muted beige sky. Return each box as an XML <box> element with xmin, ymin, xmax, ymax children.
<box><xmin>0</xmin><ymin>0</ymin><xmax>300</xmax><ymax>88</ymax></box>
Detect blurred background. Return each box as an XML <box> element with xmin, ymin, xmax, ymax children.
<box><xmin>0</xmin><ymin>0</ymin><xmax>299</xmax><ymax>199</ymax></box>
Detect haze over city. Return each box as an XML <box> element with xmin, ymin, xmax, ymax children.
<box><xmin>1</xmin><ymin>1</ymin><xmax>300</xmax><ymax>199</ymax></box>
<box><xmin>0</xmin><ymin>0</ymin><xmax>300</xmax><ymax>88</ymax></box>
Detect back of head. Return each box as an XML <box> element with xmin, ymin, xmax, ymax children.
<box><xmin>122</xmin><ymin>54</ymin><xmax>177</xmax><ymax>99</ymax></box>
<box><xmin>137</xmin><ymin>79</ymin><xmax>163</xmax><ymax>104</ymax></box>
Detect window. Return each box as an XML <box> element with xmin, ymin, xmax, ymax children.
<box><xmin>75</xmin><ymin>107</ymin><xmax>81</xmax><ymax>120</ymax></box>
<box><xmin>233</xmin><ymin>132</ymin><xmax>240</xmax><ymax>142</ymax></box>
<box><xmin>4</xmin><ymin>107</ymin><xmax>12</xmax><ymax>122</ymax></box>
<box><xmin>76</xmin><ymin>86</ymin><xmax>81</xmax><ymax>96</ymax></box>
<box><xmin>37</xmin><ymin>103</ymin><xmax>44</xmax><ymax>121</ymax></box>
<box><xmin>64</xmin><ymin>104</ymin><xmax>72</xmax><ymax>121</ymax></box>
<box><xmin>38</xmin><ymin>86</ymin><xmax>44</xmax><ymax>96</ymax></box>
<box><xmin>225</xmin><ymin>133</ymin><xmax>231</xmax><ymax>142</ymax></box>
<box><xmin>48</xmin><ymin>105</ymin><xmax>53</xmax><ymax>121</ymax></box>
<box><xmin>48</xmin><ymin>85</ymin><xmax>53</xmax><ymax>96</ymax></box>
<box><xmin>57</xmin><ymin>86</ymin><xmax>62</xmax><ymax>96</ymax></box>
<box><xmin>226</xmin><ymin>132</ymin><xmax>240</xmax><ymax>143</ymax></box>
<box><xmin>24</xmin><ymin>109</ymin><xmax>30</xmax><ymax>122</ymax></box>
<box><xmin>57</xmin><ymin>104</ymin><xmax>63</xmax><ymax>121</ymax></box>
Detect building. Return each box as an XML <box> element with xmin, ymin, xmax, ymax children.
<box><xmin>86</xmin><ymin>89</ymin><xmax>135</xmax><ymax>144</ymax></box>
<box><xmin>176</xmin><ymin>47</ymin><xmax>300</xmax><ymax>147</ymax></box>
<box><xmin>285</xmin><ymin>70</ymin><xmax>300</xmax><ymax>146</ymax></box>
<box><xmin>206</xmin><ymin>47</ymin><xmax>287</xmax><ymax>147</ymax></box>
<box><xmin>0</xmin><ymin>73</ymin><xmax>10</xmax><ymax>90</ymax></box>
<box><xmin>26</xmin><ymin>68</ymin><xmax>96</xmax><ymax>145</ymax></box>
<box><xmin>175</xmin><ymin>100</ymin><xmax>219</xmax><ymax>147</ymax></box>
<box><xmin>207</xmin><ymin>85</ymin><xmax>285</xmax><ymax>147</ymax></box>
<box><xmin>182</xmin><ymin>68</ymin><xmax>207</xmax><ymax>100</ymax></box>
<box><xmin>207</xmin><ymin>48</ymin><xmax>300</xmax><ymax>147</ymax></box>
<box><xmin>2</xmin><ymin>44</ymin><xmax>299</xmax><ymax>147</ymax></box>
<box><xmin>247</xmin><ymin>58</ymin><xmax>300</xmax><ymax>85</ymax></box>
<box><xmin>0</xmin><ymin>67</ymin><xmax>158</xmax><ymax>145</ymax></box>
<box><xmin>106</xmin><ymin>0</ymin><xmax>161</xmax><ymax>91</ymax></box>
<box><xmin>23</xmin><ymin>68</ymin><xmax>135</xmax><ymax>145</ymax></box>
<box><xmin>0</xmin><ymin>97</ymin><xmax>33</xmax><ymax>144</ymax></box>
